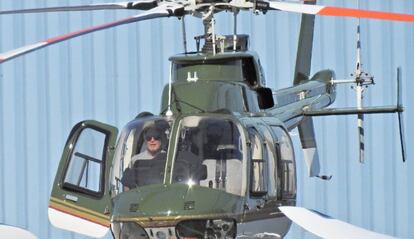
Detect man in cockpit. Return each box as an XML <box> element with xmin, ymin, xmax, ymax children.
<box><xmin>130</xmin><ymin>125</ymin><xmax>164</xmax><ymax>166</ymax></box>
<box><xmin>122</xmin><ymin>125</ymin><xmax>166</xmax><ymax>191</ymax></box>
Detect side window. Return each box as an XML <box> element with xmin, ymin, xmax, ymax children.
<box><xmin>63</xmin><ymin>127</ymin><xmax>107</xmax><ymax>197</ymax></box>
<box><xmin>249</xmin><ymin>128</ymin><xmax>267</xmax><ymax>196</ymax></box>
<box><xmin>259</xmin><ymin>126</ymin><xmax>278</xmax><ymax>198</ymax></box>
<box><xmin>175</xmin><ymin>117</ymin><xmax>244</xmax><ymax>196</ymax></box>
<box><xmin>271</xmin><ymin>126</ymin><xmax>296</xmax><ymax>199</ymax></box>
<box><xmin>242</xmin><ymin>58</ymin><xmax>258</xmax><ymax>87</ymax></box>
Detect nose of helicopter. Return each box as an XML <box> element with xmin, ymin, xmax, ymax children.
<box><xmin>112</xmin><ymin>183</ymin><xmax>242</xmax><ymax>221</ymax></box>
<box><xmin>111</xmin><ymin>184</ymin><xmax>242</xmax><ymax>238</ymax></box>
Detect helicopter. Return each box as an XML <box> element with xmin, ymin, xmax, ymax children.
<box><xmin>0</xmin><ymin>0</ymin><xmax>412</xmax><ymax>239</ymax></box>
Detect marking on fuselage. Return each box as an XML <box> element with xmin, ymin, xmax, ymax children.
<box><xmin>49</xmin><ymin>197</ymin><xmax>110</xmax><ymax>227</ymax></box>
<box><xmin>129</xmin><ymin>203</ymin><xmax>139</xmax><ymax>212</ymax></box>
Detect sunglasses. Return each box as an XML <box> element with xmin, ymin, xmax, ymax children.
<box><xmin>145</xmin><ymin>135</ymin><xmax>160</xmax><ymax>141</ymax></box>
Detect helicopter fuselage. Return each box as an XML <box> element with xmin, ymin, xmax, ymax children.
<box><xmin>48</xmin><ymin>50</ymin><xmax>336</xmax><ymax>239</ymax></box>
<box><xmin>109</xmin><ymin>112</ymin><xmax>295</xmax><ymax>238</ymax></box>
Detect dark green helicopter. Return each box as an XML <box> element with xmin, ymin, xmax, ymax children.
<box><xmin>0</xmin><ymin>0</ymin><xmax>411</xmax><ymax>238</ymax></box>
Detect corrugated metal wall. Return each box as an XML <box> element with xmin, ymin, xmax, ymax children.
<box><xmin>0</xmin><ymin>0</ymin><xmax>412</xmax><ymax>238</ymax></box>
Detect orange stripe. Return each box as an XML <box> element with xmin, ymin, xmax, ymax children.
<box><xmin>319</xmin><ymin>7</ymin><xmax>414</xmax><ymax>23</ymax></box>
<box><xmin>49</xmin><ymin>204</ymin><xmax>110</xmax><ymax>228</ymax></box>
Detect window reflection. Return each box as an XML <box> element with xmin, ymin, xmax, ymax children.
<box><xmin>271</xmin><ymin>126</ymin><xmax>296</xmax><ymax>199</ymax></box>
<box><xmin>173</xmin><ymin>117</ymin><xmax>243</xmax><ymax>196</ymax></box>
<box><xmin>248</xmin><ymin>128</ymin><xmax>267</xmax><ymax>196</ymax></box>
<box><xmin>64</xmin><ymin>128</ymin><xmax>106</xmax><ymax>194</ymax></box>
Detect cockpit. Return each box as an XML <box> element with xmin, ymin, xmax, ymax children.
<box><xmin>111</xmin><ymin>115</ymin><xmax>246</xmax><ymax>196</ymax></box>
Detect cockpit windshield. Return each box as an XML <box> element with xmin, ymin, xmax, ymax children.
<box><xmin>111</xmin><ymin>116</ymin><xmax>245</xmax><ymax>196</ymax></box>
<box><xmin>172</xmin><ymin>116</ymin><xmax>244</xmax><ymax>196</ymax></box>
<box><xmin>111</xmin><ymin>117</ymin><xmax>171</xmax><ymax>193</ymax></box>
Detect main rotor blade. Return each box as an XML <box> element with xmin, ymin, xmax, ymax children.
<box><xmin>0</xmin><ymin>4</ymin><xmax>183</xmax><ymax>64</ymax></box>
<box><xmin>268</xmin><ymin>1</ymin><xmax>414</xmax><ymax>23</ymax></box>
<box><xmin>0</xmin><ymin>1</ymin><xmax>158</xmax><ymax>14</ymax></box>
<box><xmin>280</xmin><ymin>206</ymin><xmax>396</xmax><ymax>239</ymax></box>
<box><xmin>293</xmin><ymin>1</ymin><xmax>322</xmax><ymax>178</ymax></box>
<box><xmin>0</xmin><ymin>225</ymin><xmax>37</xmax><ymax>239</ymax></box>
<box><xmin>298</xmin><ymin>117</ymin><xmax>321</xmax><ymax>177</ymax></box>
<box><xmin>357</xmin><ymin>113</ymin><xmax>365</xmax><ymax>163</ymax></box>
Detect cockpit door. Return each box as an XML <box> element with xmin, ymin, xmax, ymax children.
<box><xmin>48</xmin><ymin>120</ymin><xmax>118</xmax><ymax>238</ymax></box>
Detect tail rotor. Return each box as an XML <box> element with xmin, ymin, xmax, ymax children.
<box><xmin>352</xmin><ymin>12</ymin><xmax>374</xmax><ymax>163</ymax></box>
<box><xmin>306</xmin><ymin>14</ymin><xmax>406</xmax><ymax>164</ymax></box>
<box><xmin>331</xmin><ymin>9</ymin><xmax>374</xmax><ymax>164</ymax></box>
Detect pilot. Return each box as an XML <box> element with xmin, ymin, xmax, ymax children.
<box><xmin>121</xmin><ymin>125</ymin><xmax>165</xmax><ymax>191</ymax></box>
<box><xmin>130</xmin><ymin>125</ymin><xmax>164</xmax><ymax>166</ymax></box>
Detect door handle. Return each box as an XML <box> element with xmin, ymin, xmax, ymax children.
<box><xmin>65</xmin><ymin>194</ymin><xmax>78</xmax><ymax>202</ymax></box>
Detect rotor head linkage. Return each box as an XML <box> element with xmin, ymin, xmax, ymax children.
<box><xmin>201</xmin><ymin>6</ymin><xmax>216</xmax><ymax>54</ymax></box>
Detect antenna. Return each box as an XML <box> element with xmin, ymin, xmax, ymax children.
<box><xmin>166</xmin><ymin>63</ymin><xmax>173</xmax><ymax>117</ymax></box>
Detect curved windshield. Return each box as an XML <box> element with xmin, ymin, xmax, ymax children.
<box><xmin>111</xmin><ymin>117</ymin><xmax>171</xmax><ymax>193</ymax></box>
<box><xmin>172</xmin><ymin>116</ymin><xmax>244</xmax><ymax>196</ymax></box>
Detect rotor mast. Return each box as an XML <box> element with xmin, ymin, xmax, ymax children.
<box><xmin>202</xmin><ymin>6</ymin><xmax>217</xmax><ymax>54</ymax></box>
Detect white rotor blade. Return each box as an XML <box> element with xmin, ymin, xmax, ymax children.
<box><xmin>0</xmin><ymin>0</ymin><xmax>158</xmax><ymax>14</ymax></box>
<box><xmin>0</xmin><ymin>225</ymin><xmax>37</xmax><ymax>239</ymax></box>
<box><xmin>0</xmin><ymin>4</ymin><xmax>183</xmax><ymax>64</ymax></box>
<box><xmin>279</xmin><ymin>206</ymin><xmax>396</xmax><ymax>239</ymax></box>
<box><xmin>268</xmin><ymin>1</ymin><xmax>414</xmax><ymax>23</ymax></box>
